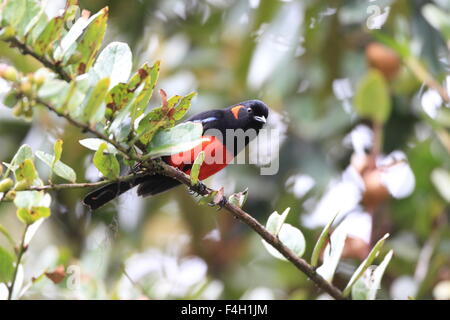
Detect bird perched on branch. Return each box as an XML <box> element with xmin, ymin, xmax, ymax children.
<box><xmin>83</xmin><ymin>100</ymin><xmax>269</xmax><ymax>210</ymax></box>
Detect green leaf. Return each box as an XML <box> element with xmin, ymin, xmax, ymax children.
<box><xmin>0</xmin><ymin>246</ymin><xmax>15</xmax><ymax>283</ymax></box>
<box><xmin>25</xmin><ymin>9</ymin><xmax>48</xmax><ymax>46</ymax></box>
<box><xmin>14</xmin><ymin>190</ymin><xmax>47</xmax><ymax>207</ymax></box>
<box><xmin>431</xmin><ymin>168</ymin><xmax>450</xmax><ymax>202</ymax></box>
<box><xmin>15</xmin><ymin>159</ymin><xmax>38</xmax><ymax>185</ymax></box>
<box><xmin>146</xmin><ymin>122</ymin><xmax>205</xmax><ymax>158</ymax></box>
<box><xmin>79</xmin><ymin>138</ymin><xmax>118</xmax><ymax>154</ymax></box>
<box><xmin>93</xmin><ymin>142</ymin><xmax>120</xmax><ymax>180</ymax></box>
<box><xmin>266</xmin><ymin>208</ymin><xmax>290</xmax><ymax>235</ymax></box>
<box><xmin>0</xmin><ymin>178</ymin><xmax>13</xmax><ymax>193</ymax></box>
<box><xmin>351</xmin><ymin>250</ymin><xmax>394</xmax><ymax>300</ymax></box>
<box><xmin>17</xmin><ymin>207</ymin><xmax>51</xmax><ymax>225</ymax></box>
<box><xmin>53</xmin><ymin>139</ymin><xmax>63</xmax><ymax>166</ymax></box>
<box><xmin>354</xmin><ymin>69</ymin><xmax>391</xmax><ymax>124</ymax></box>
<box><xmin>129</xmin><ymin>61</ymin><xmax>160</xmax><ymax>122</ymax></box>
<box><xmin>422</xmin><ymin>4</ymin><xmax>450</xmax><ymax>40</ymax></box>
<box><xmin>262</xmin><ymin>223</ymin><xmax>306</xmax><ymax>260</ymax></box>
<box><xmin>35</xmin><ymin>151</ymin><xmax>76</xmax><ymax>183</ymax></box>
<box><xmin>89</xmin><ymin>42</ymin><xmax>132</xmax><ymax>88</ymax></box>
<box><xmin>190</xmin><ymin>151</ymin><xmax>205</xmax><ymax>185</ymax></box>
<box><xmin>10</xmin><ymin>145</ymin><xmax>33</xmax><ymax>168</ymax></box>
<box><xmin>0</xmin><ymin>224</ymin><xmax>15</xmax><ymax>249</ymax></box>
<box><xmin>311</xmin><ymin>211</ymin><xmax>340</xmax><ymax>267</ymax></box>
<box><xmin>2</xmin><ymin>0</ymin><xmax>26</xmax><ymax>29</ymax></box>
<box><xmin>136</xmin><ymin>91</ymin><xmax>196</xmax><ymax>145</ymax></box>
<box><xmin>2</xmin><ymin>144</ymin><xmax>33</xmax><ymax>179</ymax></box>
<box><xmin>343</xmin><ymin>233</ymin><xmax>390</xmax><ymax>297</ymax></box>
<box><xmin>316</xmin><ymin>226</ymin><xmax>347</xmax><ymax>283</ymax></box>
<box><xmin>15</xmin><ymin>0</ymin><xmax>41</xmax><ymax>39</ymax></box>
<box><xmin>14</xmin><ymin>191</ymin><xmax>51</xmax><ymax>224</ymax></box>
<box><xmin>228</xmin><ymin>188</ymin><xmax>249</xmax><ymax>208</ymax></box>
<box><xmin>80</xmin><ymin>77</ymin><xmax>110</xmax><ymax>123</ymax></box>
<box><xmin>34</xmin><ymin>15</ymin><xmax>65</xmax><ymax>56</ymax></box>
<box><xmin>67</xmin><ymin>7</ymin><xmax>109</xmax><ymax>75</ymax></box>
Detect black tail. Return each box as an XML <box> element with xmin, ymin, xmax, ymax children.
<box><xmin>83</xmin><ymin>175</ymin><xmax>180</xmax><ymax>210</ymax></box>
<box><xmin>137</xmin><ymin>175</ymin><xmax>181</xmax><ymax>197</ymax></box>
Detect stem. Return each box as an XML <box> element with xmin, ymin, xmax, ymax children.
<box><xmin>35</xmin><ymin>97</ymin><xmax>346</xmax><ymax>299</ymax></box>
<box><xmin>24</xmin><ymin>172</ymin><xmax>147</xmax><ymax>192</ymax></box>
<box><xmin>0</xmin><ymin>42</ymin><xmax>347</xmax><ymax>299</ymax></box>
<box><xmin>8</xmin><ymin>225</ymin><xmax>29</xmax><ymax>300</ymax></box>
<box><xmin>6</xmin><ymin>38</ymin><xmax>71</xmax><ymax>82</ymax></box>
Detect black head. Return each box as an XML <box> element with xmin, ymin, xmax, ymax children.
<box><xmin>226</xmin><ymin>99</ymin><xmax>269</xmax><ymax>131</ymax></box>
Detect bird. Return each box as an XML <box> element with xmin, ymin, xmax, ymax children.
<box><xmin>83</xmin><ymin>99</ymin><xmax>269</xmax><ymax>210</ymax></box>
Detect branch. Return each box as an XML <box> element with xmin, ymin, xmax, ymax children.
<box><xmin>1</xmin><ymin>46</ymin><xmax>347</xmax><ymax>298</ymax></box>
<box><xmin>37</xmin><ymin>99</ymin><xmax>132</xmax><ymax>161</ymax></box>
<box><xmin>34</xmin><ymin>98</ymin><xmax>346</xmax><ymax>299</ymax></box>
<box><xmin>8</xmin><ymin>224</ymin><xmax>29</xmax><ymax>300</ymax></box>
<box><xmin>24</xmin><ymin>172</ymin><xmax>147</xmax><ymax>192</ymax></box>
<box><xmin>154</xmin><ymin>162</ymin><xmax>346</xmax><ymax>299</ymax></box>
<box><xmin>6</xmin><ymin>37</ymin><xmax>71</xmax><ymax>82</ymax></box>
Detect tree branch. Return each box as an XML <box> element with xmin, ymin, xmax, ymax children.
<box><xmin>32</xmin><ymin>104</ymin><xmax>346</xmax><ymax>298</ymax></box>
<box><xmin>6</xmin><ymin>37</ymin><xmax>71</xmax><ymax>82</ymax></box>
<box><xmin>2</xmin><ymin>43</ymin><xmax>347</xmax><ymax>299</ymax></box>
<box><xmin>24</xmin><ymin>172</ymin><xmax>147</xmax><ymax>192</ymax></box>
<box><xmin>8</xmin><ymin>224</ymin><xmax>29</xmax><ymax>300</ymax></box>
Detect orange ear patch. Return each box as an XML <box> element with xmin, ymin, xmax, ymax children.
<box><xmin>231</xmin><ymin>105</ymin><xmax>243</xmax><ymax>119</ymax></box>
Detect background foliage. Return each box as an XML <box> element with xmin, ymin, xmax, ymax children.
<box><xmin>0</xmin><ymin>0</ymin><xmax>449</xmax><ymax>300</ymax></box>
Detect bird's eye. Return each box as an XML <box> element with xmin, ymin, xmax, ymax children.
<box><xmin>247</xmin><ymin>108</ymin><xmax>252</xmax><ymax>113</ymax></box>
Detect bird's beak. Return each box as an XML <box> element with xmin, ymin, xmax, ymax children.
<box><xmin>253</xmin><ymin>115</ymin><xmax>266</xmax><ymax>124</ymax></box>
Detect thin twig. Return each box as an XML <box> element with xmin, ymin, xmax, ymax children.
<box><xmin>24</xmin><ymin>173</ymin><xmax>147</xmax><ymax>192</ymax></box>
<box><xmin>8</xmin><ymin>225</ymin><xmax>29</xmax><ymax>300</ymax></box>
<box><xmin>36</xmin><ymin>93</ymin><xmax>346</xmax><ymax>300</ymax></box>
<box><xmin>1</xmin><ymin>43</ymin><xmax>347</xmax><ymax>299</ymax></box>
<box><xmin>6</xmin><ymin>38</ymin><xmax>71</xmax><ymax>82</ymax></box>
